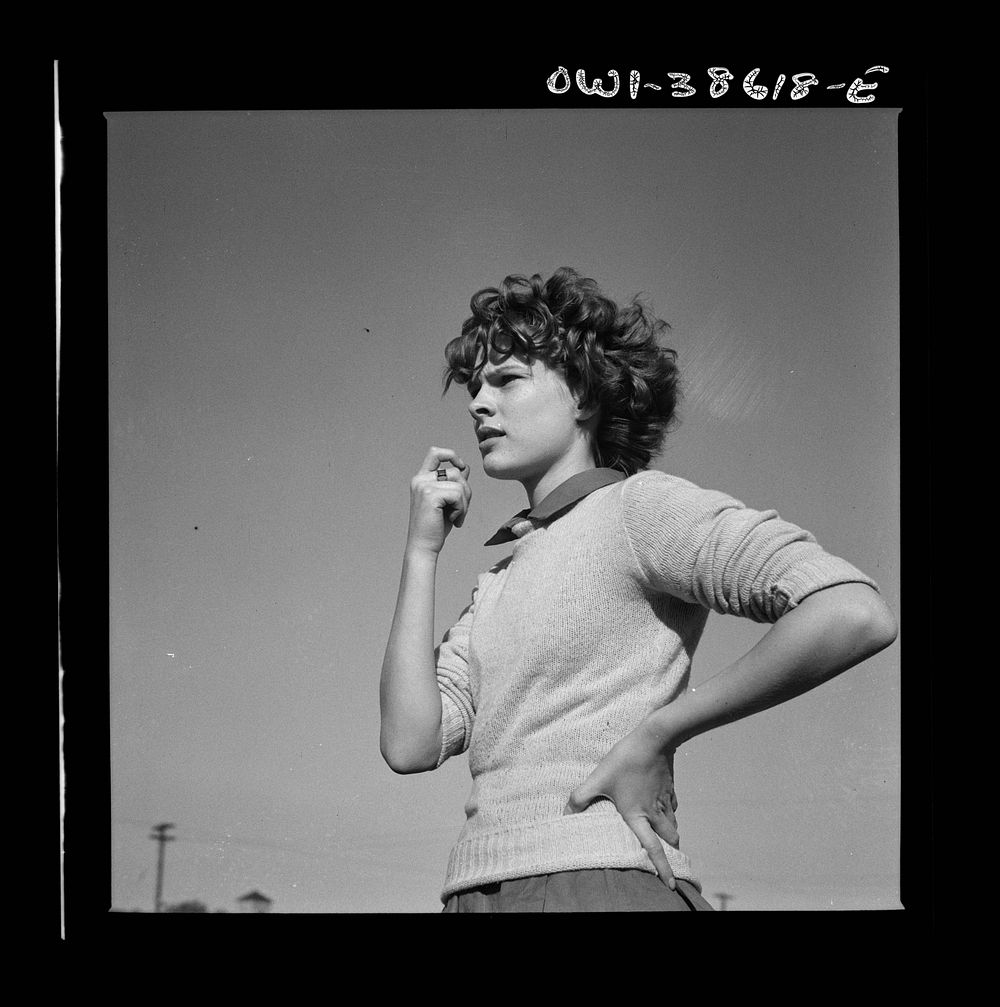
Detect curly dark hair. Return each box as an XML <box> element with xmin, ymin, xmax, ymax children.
<box><xmin>443</xmin><ymin>267</ymin><xmax>680</xmax><ymax>476</ymax></box>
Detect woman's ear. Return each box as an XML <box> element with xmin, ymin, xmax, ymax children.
<box><xmin>574</xmin><ymin>392</ymin><xmax>600</xmax><ymax>422</ymax></box>
<box><xmin>576</xmin><ymin>400</ymin><xmax>601</xmax><ymax>428</ymax></box>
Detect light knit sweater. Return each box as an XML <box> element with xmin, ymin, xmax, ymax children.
<box><xmin>434</xmin><ymin>469</ymin><xmax>878</xmax><ymax>902</ymax></box>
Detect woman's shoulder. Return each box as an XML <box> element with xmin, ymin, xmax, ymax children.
<box><xmin>474</xmin><ymin>554</ymin><xmax>513</xmax><ymax>588</ymax></box>
<box><xmin>486</xmin><ymin>554</ymin><xmax>513</xmax><ymax>576</ymax></box>
<box><xmin>623</xmin><ymin>468</ymin><xmax>699</xmax><ymax>493</ymax></box>
<box><xmin>621</xmin><ymin>468</ymin><xmax>738</xmax><ymax>503</ymax></box>
<box><xmin>617</xmin><ymin>468</ymin><xmax>747</xmax><ymax>527</ymax></box>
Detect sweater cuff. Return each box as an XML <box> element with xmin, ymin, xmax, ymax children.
<box><xmin>773</xmin><ymin>553</ymin><xmax>880</xmax><ymax>614</ymax></box>
<box><xmin>437</xmin><ymin>692</ymin><xmax>471</xmax><ymax>767</ymax></box>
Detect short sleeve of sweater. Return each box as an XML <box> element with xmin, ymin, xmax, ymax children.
<box><xmin>621</xmin><ymin>471</ymin><xmax>879</xmax><ymax>623</ymax></box>
<box><xmin>435</xmin><ymin>580</ymin><xmax>480</xmax><ymax>767</ymax></box>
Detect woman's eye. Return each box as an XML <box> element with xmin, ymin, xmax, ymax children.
<box><xmin>500</xmin><ymin>375</ymin><xmax>519</xmax><ymax>385</ymax></box>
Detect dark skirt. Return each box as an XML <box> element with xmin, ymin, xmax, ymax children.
<box><xmin>442</xmin><ymin>868</ymin><xmax>715</xmax><ymax>913</ymax></box>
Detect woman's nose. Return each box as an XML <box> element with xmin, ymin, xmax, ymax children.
<box><xmin>467</xmin><ymin>389</ymin><xmax>495</xmax><ymax>419</ymax></box>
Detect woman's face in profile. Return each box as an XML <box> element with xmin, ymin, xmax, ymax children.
<box><xmin>467</xmin><ymin>352</ymin><xmax>587</xmax><ymax>484</ymax></box>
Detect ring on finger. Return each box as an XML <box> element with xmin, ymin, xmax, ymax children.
<box><xmin>437</xmin><ymin>466</ymin><xmax>448</xmax><ymax>481</ymax></box>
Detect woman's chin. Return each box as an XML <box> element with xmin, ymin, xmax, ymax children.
<box><xmin>481</xmin><ymin>452</ymin><xmax>526</xmax><ymax>481</ymax></box>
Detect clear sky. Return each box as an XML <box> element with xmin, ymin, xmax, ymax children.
<box><xmin>107</xmin><ymin>108</ymin><xmax>900</xmax><ymax>912</ymax></box>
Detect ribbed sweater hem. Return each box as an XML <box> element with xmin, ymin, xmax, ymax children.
<box><xmin>440</xmin><ymin>812</ymin><xmax>699</xmax><ymax>902</ymax></box>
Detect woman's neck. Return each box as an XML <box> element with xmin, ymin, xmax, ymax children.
<box><xmin>522</xmin><ymin>455</ymin><xmax>598</xmax><ymax>510</ymax></box>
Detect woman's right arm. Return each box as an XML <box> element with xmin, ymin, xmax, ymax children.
<box><xmin>379</xmin><ymin>447</ymin><xmax>471</xmax><ymax>774</ymax></box>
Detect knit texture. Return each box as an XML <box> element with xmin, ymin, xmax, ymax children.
<box><xmin>434</xmin><ymin>470</ymin><xmax>878</xmax><ymax>902</ymax></box>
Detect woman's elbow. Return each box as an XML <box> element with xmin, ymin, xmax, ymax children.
<box><xmin>871</xmin><ymin>604</ymin><xmax>898</xmax><ymax>652</ymax></box>
<box><xmin>379</xmin><ymin>735</ymin><xmax>439</xmax><ymax>775</ymax></box>
<box><xmin>800</xmin><ymin>583</ymin><xmax>897</xmax><ymax>663</ymax></box>
<box><xmin>846</xmin><ymin>588</ymin><xmax>898</xmax><ymax>657</ymax></box>
<box><xmin>382</xmin><ymin>751</ymin><xmax>438</xmax><ymax>775</ymax></box>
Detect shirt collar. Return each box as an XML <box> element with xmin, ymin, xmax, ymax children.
<box><xmin>483</xmin><ymin>467</ymin><xmax>626</xmax><ymax>546</ymax></box>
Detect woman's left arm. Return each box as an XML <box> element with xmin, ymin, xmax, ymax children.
<box><xmin>646</xmin><ymin>581</ymin><xmax>897</xmax><ymax>748</ymax></box>
<box><xmin>564</xmin><ymin>582</ymin><xmax>897</xmax><ymax>886</ymax></box>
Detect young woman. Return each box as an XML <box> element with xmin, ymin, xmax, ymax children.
<box><xmin>380</xmin><ymin>268</ymin><xmax>897</xmax><ymax>913</ymax></box>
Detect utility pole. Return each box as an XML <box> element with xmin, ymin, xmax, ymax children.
<box><xmin>149</xmin><ymin>823</ymin><xmax>175</xmax><ymax>913</ymax></box>
<box><xmin>714</xmin><ymin>891</ymin><xmax>732</xmax><ymax>912</ymax></box>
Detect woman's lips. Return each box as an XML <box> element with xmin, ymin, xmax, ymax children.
<box><xmin>476</xmin><ymin>427</ymin><xmax>504</xmax><ymax>446</ymax></box>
